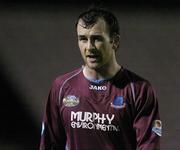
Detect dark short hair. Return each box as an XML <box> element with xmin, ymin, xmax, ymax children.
<box><xmin>76</xmin><ymin>7</ymin><xmax>120</xmax><ymax>38</ymax></box>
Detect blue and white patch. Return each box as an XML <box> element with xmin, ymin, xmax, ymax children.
<box><xmin>111</xmin><ymin>96</ymin><xmax>126</xmax><ymax>109</ymax></box>
<box><xmin>41</xmin><ymin>122</ymin><xmax>45</xmax><ymax>136</ymax></box>
<box><xmin>152</xmin><ymin>120</ymin><xmax>162</xmax><ymax>136</ymax></box>
<box><xmin>63</xmin><ymin>95</ymin><xmax>79</xmax><ymax>107</ymax></box>
<box><xmin>65</xmin><ymin>144</ymin><xmax>69</xmax><ymax>150</ymax></box>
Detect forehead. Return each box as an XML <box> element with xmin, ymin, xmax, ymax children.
<box><xmin>77</xmin><ymin>18</ymin><xmax>109</xmax><ymax>36</ymax></box>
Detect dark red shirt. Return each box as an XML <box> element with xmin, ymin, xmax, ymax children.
<box><xmin>39</xmin><ymin>67</ymin><xmax>161</xmax><ymax>150</ymax></box>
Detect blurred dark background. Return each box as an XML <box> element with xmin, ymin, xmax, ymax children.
<box><xmin>0</xmin><ymin>1</ymin><xmax>180</xmax><ymax>149</ymax></box>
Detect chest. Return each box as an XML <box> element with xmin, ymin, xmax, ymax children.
<box><xmin>59</xmin><ymin>83</ymin><xmax>134</xmax><ymax>132</ymax></box>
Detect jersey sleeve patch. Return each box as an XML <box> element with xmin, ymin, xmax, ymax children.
<box><xmin>152</xmin><ymin>120</ymin><xmax>162</xmax><ymax>136</ymax></box>
<box><xmin>41</xmin><ymin>122</ymin><xmax>45</xmax><ymax>136</ymax></box>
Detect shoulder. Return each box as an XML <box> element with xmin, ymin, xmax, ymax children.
<box><xmin>123</xmin><ymin>68</ymin><xmax>158</xmax><ymax>108</ymax></box>
<box><xmin>122</xmin><ymin>67</ymin><xmax>156</xmax><ymax>96</ymax></box>
<box><xmin>122</xmin><ymin>68</ymin><xmax>152</xmax><ymax>86</ymax></box>
<box><xmin>54</xmin><ymin>68</ymin><xmax>82</xmax><ymax>84</ymax></box>
<box><xmin>122</xmin><ymin>68</ymin><xmax>147</xmax><ymax>82</ymax></box>
<box><xmin>51</xmin><ymin>67</ymin><xmax>83</xmax><ymax>89</ymax></box>
<box><xmin>45</xmin><ymin>67</ymin><xmax>83</xmax><ymax>95</ymax></box>
<box><xmin>47</xmin><ymin>67</ymin><xmax>82</xmax><ymax>104</ymax></box>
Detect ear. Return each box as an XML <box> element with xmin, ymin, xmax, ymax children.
<box><xmin>111</xmin><ymin>34</ymin><xmax>120</xmax><ymax>51</ymax></box>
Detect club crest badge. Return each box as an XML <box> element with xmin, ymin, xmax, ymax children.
<box><xmin>152</xmin><ymin>120</ymin><xmax>162</xmax><ymax>136</ymax></box>
<box><xmin>111</xmin><ymin>96</ymin><xmax>126</xmax><ymax>109</ymax></box>
<box><xmin>63</xmin><ymin>95</ymin><xmax>80</xmax><ymax>107</ymax></box>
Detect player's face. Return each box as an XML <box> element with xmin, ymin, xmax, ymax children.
<box><xmin>77</xmin><ymin>18</ymin><xmax>115</xmax><ymax>70</ymax></box>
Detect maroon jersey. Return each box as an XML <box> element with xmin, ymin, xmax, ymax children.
<box><xmin>39</xmin><ymin>67</ymin><xmax>161</xmax><ymax>150</ymax></box>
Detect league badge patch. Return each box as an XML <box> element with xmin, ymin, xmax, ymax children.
<box><xmin>152</xmin><ymin>120</ymin><xmax>162</xmax><ymax>136</ymax></box>
<box><xmin>63</xmin><ymin>95</ymin><xmax>79</xmax><ymax>107</ymax></box>
<box><xmin>111</xmin><ymin>96</ymin><xmax>126</xmax><ymax>109</ymax></box>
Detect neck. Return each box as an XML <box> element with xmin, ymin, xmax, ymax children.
<box><xmin>83</xmin><ymin>62</ymin><xmax>121</xmax><ymax>80</ymax></box>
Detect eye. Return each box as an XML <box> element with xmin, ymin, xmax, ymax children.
<box><xmin>92</xmin><ymin>36</ymin><xmax>103</xmax><ymax>42</ymax></box>
<box><xmin>78</xmin><ymin>36</ymin><xmax>87</xmax><ymax>42</ymax></box>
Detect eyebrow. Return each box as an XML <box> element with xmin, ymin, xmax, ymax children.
<box><xmin>78</xmin><ymin>35</ymin><xmax>85</xmax><ymax>37</ymax></box>
<box><xmin>78</xmin><ymin>34</ymin><xmax>103</xmax><ymax>37</ymax></box>
<box><xmin>78</xmin><ymin>35</ymin><xmax>104</xmax><ymax>40</ymax></box>
<box><xmin>78</xmin><ymin>35</ymin><xmax>86</xmax><ymax>38</ymax></box>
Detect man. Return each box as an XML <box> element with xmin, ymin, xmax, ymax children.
<box><xmin>39</xmin><ymin>7</ymin><xmax>162</xmax><ymax>150</ymax></box>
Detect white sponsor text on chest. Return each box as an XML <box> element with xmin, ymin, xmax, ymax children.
<box><xmin>71</xmin><ymin>111</ymin><xmax>114</xmax><ymax>124</ymax></box>
<box><xmin>70</xmin><ymin>111</ymin><xmax>120</xmax><ymax>131</ymax></box>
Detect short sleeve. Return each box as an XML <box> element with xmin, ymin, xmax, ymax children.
<box><xmin>39</xmin><ymin>82</ymin><xmax>66</xmax><ymax>150</ymax></box>
<box><xmin>133</xmin><ymin>83</ymin><xmax>161</xmax><ymax>150</ymax></box>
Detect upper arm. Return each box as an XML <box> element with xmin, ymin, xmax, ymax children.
<box><xmin>39</xmin><ymin>82</ymin><xmax>66</xmax><ymax>150</ymax></box>
<box><xmin>133</xmin><ymin>83</ymin><xmax>161</xmax><ymax>150</ymax></box>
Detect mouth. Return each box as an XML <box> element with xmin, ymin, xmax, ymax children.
<box><xmin>86</xmin><ymin>55</ymin><xmax>99</xmax><ymax>58</ymax></box>
<box><xmin>86</xmin><ymin>52</ymin><xmax>101</xmax><ymax>58</ymax></box>
<box><xmin>86</xmin><ymin>54</ymin><xmax>101</xmax><ymax>62</ymax></box>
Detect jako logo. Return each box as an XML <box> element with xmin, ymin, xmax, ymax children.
<box><xmin>89</xmin><ymin>85</ymin><xmax>107</xmax><ymax>91</ymax></box>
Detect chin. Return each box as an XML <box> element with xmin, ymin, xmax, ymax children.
<box><xmin>86</xmin><ymin>63</ymin><xmax>102</xmax><ymax>70</ymax></box>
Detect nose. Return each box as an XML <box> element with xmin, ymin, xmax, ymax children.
<box><xmin>87</xmin><ymin>40</ymin><xmax>95</xmax><ymax>51</ymax></box>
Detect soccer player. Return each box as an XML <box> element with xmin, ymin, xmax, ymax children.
<box><xmin>39</xmin><ymin>7</ymin><xmax>162</xmax><ymax>150</ymax></box>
